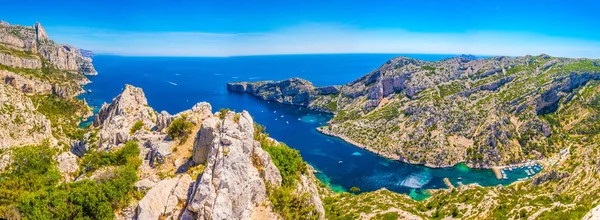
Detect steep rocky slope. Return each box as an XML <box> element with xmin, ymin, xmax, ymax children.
<box><xmin>86</xmin><ymin>85</ymin><xmax>324</xmax><ymax>220</ymax></box>
<box><xmin>0</xmin><ymin>83</ymin><xmax>53</xmax><ymax>149</ymax></box>
<box><xmin>0</xmin><ymin>21</ymin><xmax>96</xmax><ymax>97</ymax></box>
<box><xmin>229</xmin><ymin>55</ymin><xmax>600</xmax><ymax>168</ymax></box>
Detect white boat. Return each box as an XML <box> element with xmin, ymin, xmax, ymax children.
<box><xmin>338</xmin><ymin>161</ymin><xmax>343</xmax><ymax>164</ymax></box>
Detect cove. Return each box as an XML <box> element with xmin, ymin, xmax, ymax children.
<box><xmin>78</xmin><ymin>54</ymin><xmax>540</xmax><ymax>199</ymax></box>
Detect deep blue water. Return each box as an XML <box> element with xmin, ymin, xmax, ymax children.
<box><xmin>79</xmin><ymin>54</ymin><xmax>539</xmax><ymax>199</ymax></box>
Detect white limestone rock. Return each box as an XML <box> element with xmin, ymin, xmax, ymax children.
<box><xmin>134</xmin><ymin>178</ymin><xmax>156</xmax><ymax>192</ymax></box>
<box><xmin>93</xmin><ymin>84</ymin><xmax>158</xmax><ymax>149</ymax></box>
<box><xmin>136</xmin><ymin>174</ymin><xmax>194</xmax><ymax>220</ymax></box>
<box><xmin>0</xmin><ymin>83</ymin><xmax>54</xmax><ymax>149</ymax></box>
<box><xmin>584</xmin><ymin>204</ymin><xmax>600</xmax><ymax>220</ymax></box>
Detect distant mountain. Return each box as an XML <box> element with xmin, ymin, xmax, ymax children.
<box><xmin>79</xmin><ymin>49</ymin><xmax>95</xmax><ymax>58</ymax></box>
<box><xmin>457</xmin><ymin>54</ymin><xmax>479</xmax><ymax>60</ymax></box>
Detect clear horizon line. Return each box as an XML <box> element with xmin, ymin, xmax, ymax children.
<box><xmin>88</xmin><ymin>52</ymin><xmax>597</xmax><ymax>60</ymax></box>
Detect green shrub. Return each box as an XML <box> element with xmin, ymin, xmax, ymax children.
<box><xmin>254</xmin><ymin>122</ymin><xmax>270</xmax><ymax>145</ymax></box>
<box><xmin>349</xmin><ymin>186</ymin><xmax>361</xmax><ymax>194</ymax></box>
<box><xmin>79</xmin><ymin>141</ymin><xmax>140</xmax><ymax>173</ymax></box>
<box><xmin>263</xmin><ymin>143</ymin><xmax>307</xmax><ymax>187</ymax></box>
<box><xmin>167</xmin><ymin>117</ymin><xmax>193</xmax><ymax>143</ymax></box>
<box><xmin>267</xmin><ymin>185</ymin><xmax>319</xmax><ymax>220</ymax></box>
<box><xmin>253</xmin><ymin>123</ymin><xmax>317</xmax><ymax>219</ymax></box>
<box><xmin>30</xmin><ymin>95</ymin><xmax>88</xmax><ymax>140</ymax></box>
<box><xmin>0</xmin><ymin>141</ymin><xmax>141</xmax><ymax>219</ymax></box>
<box><xmin>219</xmin><ymin>108</ymin><xmax>230</xmax><ymax>119</ymax></box>
<box><xmin>130</xmin><ymin>120</ymin><xmax>144</xmax><ymax>135</ymax></box>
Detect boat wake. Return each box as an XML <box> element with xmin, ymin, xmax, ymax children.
<box><xmin>165</xmin><ymin>81</ymin><xmax>178</xmax><ymax>86</ymax></box>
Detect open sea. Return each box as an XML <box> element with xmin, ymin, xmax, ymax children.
<box><xmin>79</xmin><ymin>54</ymin><xmax>539</xmax><ymax>199</ymax></box>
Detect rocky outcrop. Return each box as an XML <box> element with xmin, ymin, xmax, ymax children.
<box><xmin>227</xmin><ymin>78</ymin><xmax>341</xmax><ymax>112</ymax></box>
<box><xmin>0</xmin><ymin>21</ymin><xmax>97</xmax><ymax>95</ymax></box>
<box><xmin>0</xmin><ymin>53</ymin><xmax>42</xmax><ymax>69</ymax></box>
<box><xmin>155</xmin><ymin>111</ymin><xmax>173</xmax><ymax>132</ymax></box>
<box><xmin>0</xmin><ymin>83</ymin><xmax>53</xmax><ymax>149</ymax></box>
<box><xmin>229</xmin><ymin>55</ymin><xmax>600</xmax><ymax>168</ymax></box>
<box><xmin>191</xmin><ymin>117</ymin><xmax>219</xmax><ymax>165</ymax></box>
<box><xmin>146</xmin><ymin>140</ymin><xmax>172</xmax><ymax>167</ymax></box>
<box><xmin>136</xmin><ymin>174</ymin><xmax>194</xmax><ymax>220</ymax></box>
<box><xmin>34</xmin><ymin>22</ymin><xmax>48</xmax><ymax>42</ymax></box>
<box><xmin>56</xmin><ymin>151</ymin><xmax>78</xmax><ymax>181</ymax></box>
<box><xmin>1</xmin><ymin>21</ymin><xmax>96</xmax><ymax>75</ymax></box>
<box><xmin>186</xmin><ymin>111</ymin><xmax>274</xmax><ymax>219</ymax></box>
<box><xmin>175</xmin><ymin>102</ymin><xmax>213</xmax><ymax>126</ymax></box>
<box><xmin>583</xmin><ymin>204</ymin><xmax>600</xmax><ymax>220</ymax></box>
<box><xmin>531</xmin><ymin>170</ymin><xmax>570</xmax><ymax>185</ymax></box>
<box><xmin>93</xmin><ymin>84</ymin><xmax>158</xmax><ymax>148</ymax></box>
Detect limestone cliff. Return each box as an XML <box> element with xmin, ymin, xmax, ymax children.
<box><xmin>0</xmin><ymin>21</ymin><xmax>97</xmax><ymax>98</ymax></box>
<box><xmin>0</xmin><ymin>83</ymin><xmax>53</xmax><ymax>149</ymax></box>
<box><xmin>88</xmin><ymin>85</ymin><xmax>324</xmax><ymax>219</ymax></box>
<box><xmin>93</xmin><ymin>84</ymin><xmax>159</xmax><ymax>149</ymax></box>
<box><xmin>227</xmin><ymin>78</ymin><xmax>341</xmax><ymax>113</ymax></box>
<box><xmin>229</xmin><ymin>55</ymin><xmax>600</xmax><ymax>168</ymax></box>
<box><xmin>183</xmin><ymin>109</ymin><xmax>324</xmax><ymax>219</ymax></box>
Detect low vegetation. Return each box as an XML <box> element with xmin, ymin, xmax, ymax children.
<box><xmin>219</xmin><ymin>108</ymin><xmax>230</xmax><ymax>119</ymax></box>
<box><xmin>129</xmin><ymin>120</ymin><xmax>144</xmax><ymax>135</ymax></box>
<box><xmin>78</xmin><ymin>140</ymin><xmax>141</xmax><ymax>174</ymax></box>
<box><xmin>0</xmin><ymin>141</ymin><xmax>141</xmax><ymax>219</ymax></box>
<box><xmin>30</xmin><ymin>94</ymin><xmax>89</xmax><ymax>141</ymax></box>
<box><xmin>167</xmin><ymin>116</ymin><xmax>193</xmax><ymax>143</ymax></box>
<box><xmin>253</xmin><ymin>122</ymin><xmax>319</xmax><ymax>220</ymax></box>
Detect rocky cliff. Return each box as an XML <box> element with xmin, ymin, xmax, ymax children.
<box><xmin>184</xmin><ymin>109</ymin><xmax>324</xmax><ymax>219</ymax></box>
<box><xmin>0</xmin><ymin>83</ymin><xmax>53</xmax><ymax>149</ymax></box>
<box><xmin>228</xmin><ymin>55</ymin><xmax>600</xmax><ymax>168</ymax></box>
<box><xmin>0</xmin><ymin>21</ymin><xmax>97</xmax><ymax>98</ymax></box>
<box><xmin>88</xmin><ymin>85</ymin><xmax>324</xmax><ymax>219</ymax></box>
<box><xmin>228</xmin><ymin>78</ymin><xmax>341</xmax><ymax>113</ymax></box>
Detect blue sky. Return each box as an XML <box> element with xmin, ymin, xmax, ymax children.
<box><xmin>3</xmin><ymin>0</ymin><xmax>600</xmax><ymax>57</ymax></box>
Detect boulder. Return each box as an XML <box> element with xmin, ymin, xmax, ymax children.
<box><xmin>155</xmin><ymin>111</ymin><xmax>172</xmax><ymax>132</ymax></box>
<box><xmin>136</xmin><ymin>174</ymin><xmax>194</xmax><ymax>220</ymax></box>
<box><xmin>191</xmin><ymin>117</ymin><xmax>220</xmax><ymax>165</ymax></box>
<box><xmin>56</xmin><ymin>151</ymin><xmax>78</xmax><ymax>175</ymax></box>
<box><xmin>146</xmin><ymin>140</ymin><xmax>172</xmax><ymax>167</ymax></box>
<box><xmin>135</xmin><ymin>178</ymin><xmax>157</xmax><ymax>192</ymax></box>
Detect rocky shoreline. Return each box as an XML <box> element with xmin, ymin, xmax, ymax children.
<box><xmin>316</xmin><ymin>126</ymin><xmax>464</xmax><ymax>169</ymax></box>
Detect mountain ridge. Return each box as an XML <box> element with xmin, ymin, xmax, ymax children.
<box><xmin>228</xmin><ymin>54</ymin><xmax>600</xmax><ymax>168</ymax></box>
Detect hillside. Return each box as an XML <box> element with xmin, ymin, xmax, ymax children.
<box><xmin>228</xmin><ymin>55</ymin><xmax>600</xmax><ymax>168</ymax></box>
<box><xmin>0</xmin><ymin>21</ymin><xmax>96</xmax><ymax>98</ymax></box>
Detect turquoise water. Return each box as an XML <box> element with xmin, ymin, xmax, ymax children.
<box><xmin>78</xmin><ymin>54</ymin><xmax>540</xmax><ymax>199</ymax></box>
